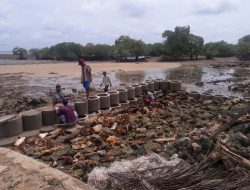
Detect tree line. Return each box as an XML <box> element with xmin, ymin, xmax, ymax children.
<box><xmin>13</xmin><ymin>25</ymin><xmax>250</xmax><ymax>61</ymax></box>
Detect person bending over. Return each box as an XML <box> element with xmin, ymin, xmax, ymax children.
<box><xmin>100</xmin><ymin>71</ymin><xmax>112</xmax><ymax>92</ymax></box>
<box><xmin>57</xmin><ymin>98</ymin><xmax>78</xmax><ymax>127</ymax></box>
<box><xmin>52</xmin><ymin>84</ymin><xmax>65</xmax><ymax>105</ymax></box>
<box><xmin>143</xmin><ymin>90</ymin><xmax>155</xmax><ymax>104</ymax></box>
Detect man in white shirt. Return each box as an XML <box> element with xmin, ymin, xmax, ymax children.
<box><xmin>100</xmin><ymin>71</ymin><xmax>112</xmax><ymax>92</ymax></box>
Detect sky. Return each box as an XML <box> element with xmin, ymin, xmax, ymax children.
<box><xmin>0</xmin><ymin>0</ymin><xmax>249</xmax><ymax>51</ymax></box>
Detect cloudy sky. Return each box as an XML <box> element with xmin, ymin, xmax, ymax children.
<box><xmin>0</xmin><ymin>0</ymin><xmax>249</xmax><ymax>51</ymax></box>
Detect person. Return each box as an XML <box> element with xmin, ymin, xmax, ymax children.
<box><xmin>143</xmin><ymin>90</ymin><xmax>155</xmax><ymax>104</ymax></box>
<box><xmin>79</xmin><ymin>58</ymin><xmax>92</xmax><ymax>99</ymax></box>
<box><xmin>52</xmin><ymin>84</ymin><xmax>65</xmax><ymax>105</ymax></box>
<box><xmin>100</xmin><ymin>71</ymin><xmax>112</xmax><ymax>92</ymax></box>
<box><xmin>57</xmin><ymin>98</ymin><xmax>78</xmax><ymax>127</ymax></box>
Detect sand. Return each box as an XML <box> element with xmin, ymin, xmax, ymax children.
<box><xmin>0</xmin><ymin>61</ymin><xmax>182</xmax><ymax>77</ymax></box>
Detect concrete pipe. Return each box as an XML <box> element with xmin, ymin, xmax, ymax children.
<box><xmin>169</xmin><ymin>80</ymin><xmax>182</xmax><ymax>92</ymax></box>
<box><xmin>132</xmin><ymin>84</ymin><xmax>142</xmax><ymax>97</ymax></box>
<box><xmin>200</xmin><ymin>93</ymin><xmax>213</xmax><ymax>102</ymax></box>
<box><xmin>120</xmin><ymin>101</ymin><xmax>130</xmax><ymax>107</ymax></box>
<box><xmin>38</xmin><ymin>106</ymin><xmax>58</xmax><ymax>126</ymax></box>
<box><xmin>88</xmin><ymin>96</ymin><xmax>101</xmax><ymax>113</ymax></box>
<box><xmin>21</xmin><ymin>109</ymin><xmax>43</xmax><ymax>131</ymax></box>
<box><xmin>0</xmin><ymin>114</ymin><xmax>23</xmax><ymax>138</ymax></box>
<box><xmin>108</xmin><ymin>91</ymin><xmax>120</xmax><ymax>106</ymax></box>
<box><xmin>117</xmin><ymin>89</ymin><xmax>128</xmax><ymax>103</ymax></box>
<box><xmin>140</xmin><ymin>83</ymin><xmax>148</xmax><ymax>93</ymax></box>
<box><xmin>126</xmin><ymin>86</ymin><xmax>135</xmax><ymax>100</ymax></box>
<box><xmin>110</xmin><ymin>104</ymin><xmax>121</xmax><ymax>110</ymax></box>
<box><xmin>97</xmin><ymin>93</ymin><xmax>110</xmax><ymax>110</ymax></box>
<box><xmin>188</xmin><ymin>91</ymin><xmax>200</xmax><ymax>99</ymax></box>
<box><xmin>129</xmin><ymin>98</ymin><xmax>138</xmax><ymax>105</ymax></box>
<box><xmin>153</xmin><ymin>80</ymin><xmax>160</xmax><ymax>91</ymax></box>
<box><xmin>147</xmin><ymin>82</ymin><xmax>155</xmax><ymax>93</ymax></box>
<box><xmin>159</xmin><ymin>80</ymin><xmax>169</xmax><ymax>91</ymax></box>
<box><xmin>74</xmin><ymin>101</ymin><xmax>88</xmax><ymax>117</ymax></box>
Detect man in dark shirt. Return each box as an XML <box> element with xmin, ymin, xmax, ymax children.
<box><xmin>52</xmin><ymin>84</ymin><xmax>65</xmax><ymax>105</ymax></box>
<box><xmin>57</xmin><ymin>98</ymin><xmax>78</xmax><ymax>127</ymax></box>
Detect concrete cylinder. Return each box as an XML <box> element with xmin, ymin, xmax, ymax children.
<box><xmin>200</xmin><ymin>93</ymin><xmax>213</xmax><ymax>102</ymax></box>
<box><xmin>140</xmin><ymin>83</ymin><xmax>148</xmax><ymax>93</ymax></box>
<box><xmin>38</xmin><ymin>106</ymin><xmax>58</xmax><ymax>126</ymax></box>
<box><xmin>153</xmin><ymin>80</ymin><xmax>160</xmax><ymax>91</ymax></box>
<box><xmin>188</xmin><ymin>91</ymin><xmax>200</xmax><ymax>99</ymax></box>
<box><xmin>169</xmin><ymin>80</ymin><xmax>182</xmax><ymax>92</ymax></box>
<box><xmin>242</xmin><ymin>97</ymin><xmax>250</xmax><ymax>103</ymax></box>
<box><xmin>120</xmin><ymin>101</ymin><xmax>130</xmax><ymax>107</ymax></box>
<box><xmin>126</xmin><ymin>86</ymin><xmax>135</xmax><ymax>100</ymax></box>
<box><xmin>129</xmin><ymin>98</ymin><xmax>138</xmax><ymax>105</ymax></box>
<box><xmin>117</xmin><ymin>89</ymin><xmax>128</xmax><ymax>103</ymax></box>
<box><xmin>88</xmin><ymin>96</ymin><xmax>101</xmax><ymax>113</ymax></box>
<box><xmin>159</xmin><ymin>80</ymin><xmax>169</xmax><ymax>91</ymax></box>
<box><xmin>147</xmin><ymin>82</ymin><xmax>155</xmax><ymax>93</ymax></box>
<box><xmin>108</xmin><ymin>91</ymin><xmax>120</xmax><ymax>106</ymax></box>
<box><xmin>110</xmin><ymin>104</ymin><xmax>121</xmax><ymax>110</ymax></box>
<box><xmin>132</xmin><ymin>84</ymin><xmax>142</xmax><ymax>97</ymax></box>
<box><xmin>0</xmin><ymin>114</ymin><xmax>23</xmax><ymax>138</ymax></box>
<box><xmin>97</xmin><ymin>93</ymin><xmax>110</xmax><ymax>110</ymax></box>
<box><xmin>74</xmin><ymin>101</ymin><xmax>88</xmax><ymax>117</ymax></box>
<box><xmin>21</xmin><ymin>109</ymin><xmax>43</xmax><ymax>131</ymax></box>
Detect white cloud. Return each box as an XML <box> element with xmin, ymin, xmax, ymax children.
<box><xmin>0</xmin><ymin>0</ymin><xmax>249</xmax><ymax>50</ymax></box>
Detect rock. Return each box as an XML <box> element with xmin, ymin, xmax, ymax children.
<box><xmin>25</xmin><ymin>147</ymin><xmax>34</xmax><ymax>156</ymax></box>
<box><xmin>171</xmin><ymin>121</ymin><xmax>179</xmax><ymax>128</ymax></box>
<box><xmin>122</xmin><ymin>147</ymin><xmax>134</xmax><ymax>155</ymax></box>
<box><xmin>106</xmin><ymin>135</ymin><xmax>119</xmax><ymax>145</ymax></box>
<box><xmin>233</xmin><ymin>132</ymin><xmax>250</xmax><ymax>147</ymax></box>
<box><xmin>97</xmin><ymin>150</ymin><xmax>107</xmax><ymax>156</ymax></box>
<box><xmin>111</xmin><ymin>122</ymin><xmax>118</xmax><ymax>130</ymax></box>
<box><xmin>93</xmin><ymin>124</ymin><xmax>103</xmax><ymax>133</ymax></box>
<box><xmin>142</xmin><ymin>117</ymin><xmax>151</xmax><ymax>126</ymax></box>
<box><xmin>146</xmin><ymin>131</ymin><xmax>157</xmax><ymax>138</ymax></box>
<box><xmin>73</xmin><ymin>169</ymin><xmax>85</xmax><ymax>178</ymax></box>
<box><xmin>197</xmin><ymin>113</ymin><xmax>213</xmax><ymax>120</ymax></box>
<box><xmin>136</xmin><ymin>127</ymin><xmax>147</xmax><ymax>134</ymax></box>
<box><xmin>107</xmin><ymin>147</ymin><xmax>122</xmax><ymax>156</ymax></box>
<box><xmin>176</xmin><ymin>137</ymin><xmax>191</xmax><ymax>147</ymax></box>
<box><xmin>143</xmin><ymin>141</ymin><xmax>161</xmax><ymax>152</ymax></box>
<box><xmin>90</xmin><ymin>134</ymin><xmax>103</xmax><ymax>145</ymax></box>
<box><xmin>203</xmin><ymin>100</ymin><xmax>213</xmax><ymax>105</ymax></box>
<box><xmin>180</xmin><ymin>114</ymin><xmax>190</xmax><ymax>122</ymax></box>
<box><xmin>85</xmin><ymin>152</ymin><xmax>100</xmax><ymax>161</ymax></box>
<box><xmin>192</xmin><ymin>142</ymin><xmax>202</xmax><ymax>152</ymax></box>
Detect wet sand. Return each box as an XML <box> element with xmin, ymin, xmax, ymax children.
<box><xmin>0</xmin><ymin>61</ymin><xmax>181</xmax><ymax>77</ymax></box>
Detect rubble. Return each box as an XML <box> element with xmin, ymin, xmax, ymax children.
<box><xmin>10</xmin><ymin>92</ymin><xmax>250</xmax><ymax>189</ymax></box>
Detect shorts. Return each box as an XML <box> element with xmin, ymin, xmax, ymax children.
<box><xmin>83</xmin><ymin>80</ymin><xmax>90</xmax><ymax>90</ymax></box>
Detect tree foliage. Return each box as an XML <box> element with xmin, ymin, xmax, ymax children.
<box><xmin>113</xmin><ymin>36</ymin><xmax>146</xmax><ymax>58</ymax></box>
<box><xmin>12</xmin><ymin>47</ymin><xmax>28</xmax><ymax>59</ymax></box>
<box><xmin>237</xmin><ymin>35</ymin><xmax>250</xmax><ymax>60</ymax></box>
<box><xmin>203</xmin><ymin>41</ymin><xmax>236</xmax><ymax>59</ymax></box>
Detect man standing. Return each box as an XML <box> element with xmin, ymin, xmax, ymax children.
<box><xmin>79</xmin><ymin>58</ymin><xmax>92</xmax><ymax>99</ymax></box>
<box><xmin>100</xmin><ymin>71</ymin><xmax>112</xmax><ymax>92</ymax></box>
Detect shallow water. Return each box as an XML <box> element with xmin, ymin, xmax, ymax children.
<box><xmin>21</xmin><ymin>65</ymin><xmax>250</xmax><ymax>97</ymax></box>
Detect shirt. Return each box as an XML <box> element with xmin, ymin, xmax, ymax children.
<box><xmin>101</xmin><ymin>76</ymin><xmax>111</xmax><ymax>86</ymax></box>
<box><xmin>147</xmin><ymin>91</ymin><xmax>155</xmax><ymax>100</ymax></box>
<box><xmin>58</xmin><ymin>105</ymin><xmax>76</xmax><ymax>123</ymax></box>
<box><xmin>81</xmin><ymin>65</ymin><xmax>92</xmax><ymax>81</ymax></box>
<box><xmin>52</xmin><ymin>90</ymin><xmax>64</xmax><ymax>103</ymax></box>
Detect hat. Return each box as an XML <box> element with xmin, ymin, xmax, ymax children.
<box><xmin>78</xmin><ymin>58</ymin><xmax>85</xmax><ymax>65</ymax></box>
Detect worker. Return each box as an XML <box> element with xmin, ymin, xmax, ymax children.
<box><xmin>52</xmin><ymin>84</ymin><xmax>65</xmax><ymax>105</ymax></box>
<box><xmin>79</xmin><ymin>58</ymin><xmax>92</xmax><ymax>99</ymax></box>
<box><xmin>143</xmin><ymin>90</ymin><xmax>155</xmax><ymax>104</ymax></box>
<box><xmin>57</xmin><ymin>98</ymin><xmax>78</xmax><ymax>127</ymax></box>
<box><xmin>100</xmin><ymin>71</ymin><xmax>112</xmax><ymax>92</ymax></box>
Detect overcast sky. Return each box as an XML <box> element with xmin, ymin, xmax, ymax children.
<box><xmin>0</xmin><ymin>0</ymin><xmax>249</xmax><ymax>51</ymax></box>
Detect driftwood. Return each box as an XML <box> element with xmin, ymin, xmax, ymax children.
<box><xmin>216</xmin><ymin>143</ymin><xmax>250</xmax><ymax>169</ymax></box>
<box><xmin>211</xmin><ymin>104</ymin><xmax>250</xmax><ymax>140</ymax></box>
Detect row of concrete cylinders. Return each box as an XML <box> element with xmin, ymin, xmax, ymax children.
<box><xmin>0</xmin><ymin>80</ymin><xmax>182</xmax><ymax>139</ymax></box>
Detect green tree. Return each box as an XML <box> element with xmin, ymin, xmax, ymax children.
<box><xmin>113</xmin><ymin>35</ymin><xmax>146</xmax><ymax>58</ymax></box>
<box><xmin>189</xmin><ymin>34</ymin><xmax>204</xmax><ymax>59</ymax></box>
<box><xmin>84</xmin><ymin>43</ymin><xmax>113</xmax><ymax>60</ymax></box>
<box><xmin>237</xmin><ymin>35</ymin><xmax>250</xmax><ymax>60</ymax></box>
<box><xmin>162</xmin><ymin>26</ymin><xmax>191</xmax><ymax>60</ymax></box>
<box><xmin>12</xmin><ymin>47</ymin><xmax>28</xmax><ymax>59</ymax></box>
<box><xmin>147</xmin><ymin>43</ymin><xmax>164</xmax><ymax>56</ymax></box>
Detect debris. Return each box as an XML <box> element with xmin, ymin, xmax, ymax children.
<box><xmin>14</xmin><ymin>137</ymin><xmax>26</xmax><ymax>146</ymax></box>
